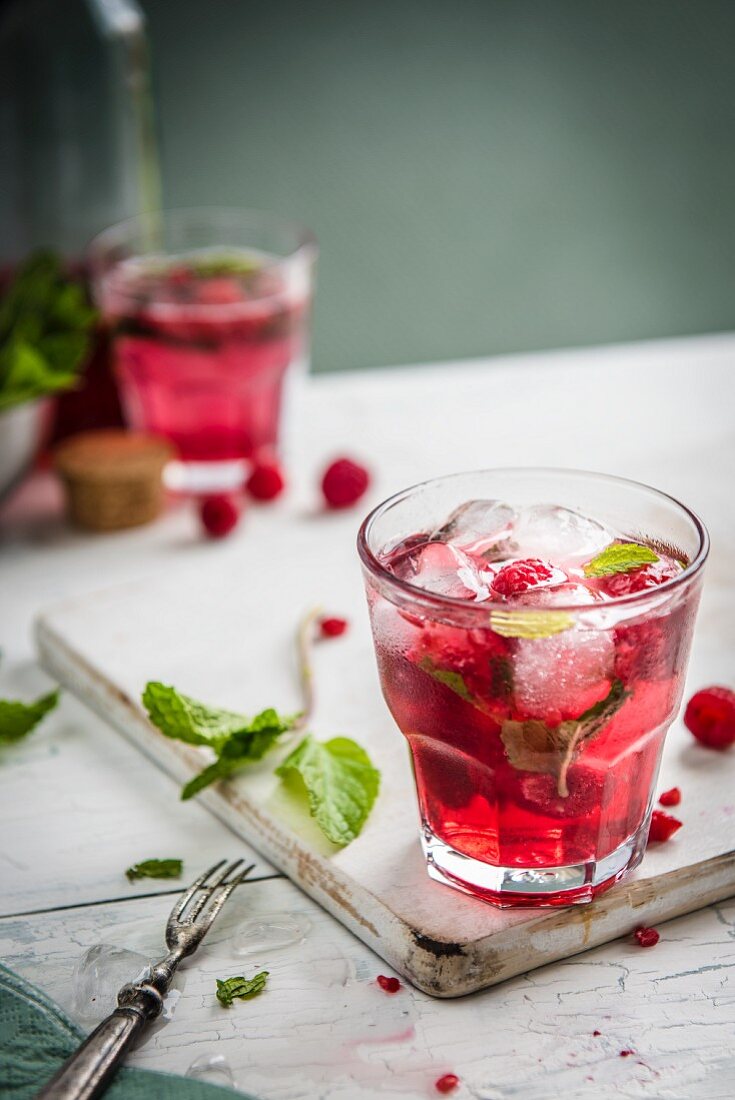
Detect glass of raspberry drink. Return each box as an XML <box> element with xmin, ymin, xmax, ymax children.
<box><xmin>90</xmin><ymin>208</ymin><xmax>316</xmax><ymax>492</ymax></box>
<box><xmin>358</xmin><ymin>469</ymin><xmax>708</xmax><ymax>907</ymax></box>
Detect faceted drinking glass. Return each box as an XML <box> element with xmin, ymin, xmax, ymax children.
<box><xmin>89</xmin><ymin>207</ymin><xmax>316</xmax><ymax>492</ymax></box>
<box><xmin>358</xmin><ymin>469</ymin><xmax>708</xmax><ymax>907</ymax></box>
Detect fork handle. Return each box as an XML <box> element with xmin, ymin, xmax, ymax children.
<box><xmin>35</xmin><ymin>983</ymin><xmax>163</xmax><ymax>1100</ymax></box>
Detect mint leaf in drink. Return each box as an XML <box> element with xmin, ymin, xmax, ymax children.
<box><xmin>583</xmin><ymin>542</ymin><xmax>659</xmax><ymax>578</ymax></box>
<box><xmin>125</xmin><ymin>859</ymin><xmax>183</xmax><ymax>882</ymax></box>
<box><xmin>501</xmin><ymin>679</ymin><xmax>628</xmax><ymax>797</ymax></box>
<box><xmin>0</xmin><ymin>690</ymin><xmax>59</xmax><ymax>744</ymax></box>
<box><xmin>418</xmin><ymin>657</ymin><xmax>477</xmax><ymax>705</ymax></box>
<box><xmin>276</xmin><ymin>734</ymin><xmax>380</xmax><ymax>846</ymax></box>
<box><xmin>216</xmin><ymin>971</ymin><xmax>269</xmax><ymax>1007</ymax></box>
<box><xmin>0</xmin><ymin>251</ymin><xmax>96</xmax><ymax>411</ymax></box>
<box><xmin>490</xmin><ymin>609</ymin><xmax>573</xmax><ymax>639</ymax></box>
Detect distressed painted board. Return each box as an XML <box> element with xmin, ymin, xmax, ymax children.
<box><xmin>35</xmin><ymin>518</ymin><xmax>735</xmax><ymax>998</ymax></box>
<box><xmin>4</xmin><ymin>883</ymin><xmax>735</xmax><ymax>1099</ymax></box>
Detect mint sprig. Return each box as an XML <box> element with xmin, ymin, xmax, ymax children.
<box><xmin>142</xmin><ymin>682</ymin><xmax>295</xmax><ymax>799</ymax></box>
<box><xmin>125</xmin><ymin>859</ymin><xmax>183</xmax><ymax>882</ymax></box>
<box><xmin>0</xmin><ymin>689</ymin><xmax>59</xmax><ymax>744</ymax></box>
<box><xmin>216</xmin><ymin>971</ymin><xmax>268</xmax><ymax>1007</ymax></box>
<box><xmin>276</xmin><ymin>734</ymin><xmax>380</xmax><ymax>847</ymax></box>
<box><xmin>583</xmin><ymin>542</ymin><xmax>659</xmax><ymax>578</ymax></box>
<box><xmin>0</xmin><ymin>252</ymin><xmax>96</xmax><ymax>411</ymax></box>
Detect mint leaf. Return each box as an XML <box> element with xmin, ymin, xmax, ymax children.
<box><xmin>181</xmin><ymin>708</ymin><xmax>294</xmax><ymax>800</ymax></box>
<box><xmin>418</xmin><ymin>657</ymin><xmax>476</xmax><ymax>705</ymax></box>
<box><xmin>501</xmin><ymin>679</ymin><xmax>629</xmax><ymax>796</ymax></box>
<box><xmin>142</xmin><ymin>681</ymin><xmax>253</xmax><ymax>749</ymax></box>
<box><xmin>583</xmin><ymin>542</ymin><xmax>659</xmax><ymax>578</ymax></box>
<box><xmin>0</xmin><ymin>251</ymin><xmax>95</xmax><ymax>411</ymax></box>
<box><xmin>125</xmin><ymin>858</ymin><xmax>183</xmax><ymax>882</ymax></box>
<box><xmin>276</xmin><ymin>735</ymin><xmax>380</xmax><ymax>846</ymax></box>
<box><xmin>143</xmin><ymin>683</ymin><xmax>295</xmax><ymax>799</ymax></box>
<box><xmin>216</xmin><ymin>971</ymin><xmax>268</xmax><ymax>1007</ymax></box>
<box><xmin>490</xmin><ymin>609</ymin><xmax>573</xmax><ymax>639</ymax></box>
<box><xmin>0</xmin><ymin>690</ymin><xmax>59</xmax><ymax>744</ymax></box>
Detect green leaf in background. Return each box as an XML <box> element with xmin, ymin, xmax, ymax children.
<box><xmin>276</xmin><ymin>734</ymin><xmax>380</xmax><ymax>846</ymax></box>
<box><xmin>0</xmin><ymin>251</ymin><xmax>96</xmax><ymax>411</ymax></box>
<box><xmin>583</xmin><ymin>542</ymin><xmax>659</xmax><ymax>578</ymax></box>
<box><xmin>180</xmin><ymin>708</ymin><xmax>292</xmax><ymax>800</ymax></box>
<box><xmin>0</xmin><ymin>690</ymin><xmax>59</xmax><ymax>745</ymax></box>
<box><xmin>216</xmin><ymin>972</ymin><xmax>269</xmax><ymax>1008</ymax></box>
<box><xmin>125</xmin><ymin>859</ymin><xmax>183</xmax><ymax>883</ymax></box>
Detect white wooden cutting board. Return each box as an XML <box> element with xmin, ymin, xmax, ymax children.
<box><xmin>35</xmin><ymin>523</ymin><xmax>735</xmax><ymax>998</ymax></box>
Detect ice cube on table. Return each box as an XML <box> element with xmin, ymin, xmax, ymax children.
<box><xmin>71</xmin><ymin>944</ymin><xmax>150</xmax><ymax>1026</ymax></box>
<box><xmin>431</xmin><ymin>499</ymin><xmax>517</xmax><ymax>559</ymax></box>
<box><xmin>512</xmin><ymin>504</ymin><xmax>613</xmax><ymax>567</ymax></box>
<box><xmin>403</xmin><ymin>541</ymin><xmax>491</xmax><ymax>600</ymax></box>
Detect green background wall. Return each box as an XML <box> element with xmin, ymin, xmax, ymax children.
<box><xmin>142</xmin><ymin>0</ymin><xmax>735</xmax><ymax>373</ymax></box>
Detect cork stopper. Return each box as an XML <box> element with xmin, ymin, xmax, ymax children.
<box><xmin>54</xmin><ymin>430</ymin><xmax>173</xmax><ymax>531</ymax></box>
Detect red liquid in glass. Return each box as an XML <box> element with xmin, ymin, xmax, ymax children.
<box><xmin>368</xmin><ymin>532</ymin><xmax>697</xmax><ymax>904</ymax></box>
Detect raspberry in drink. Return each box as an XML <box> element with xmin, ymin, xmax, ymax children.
<box><xmin>358</xmin><ymin>470</ymin><xmax>708</xmax><ymax>907</ymax></box>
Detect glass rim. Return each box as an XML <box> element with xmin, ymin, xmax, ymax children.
<box><xmin>357</xmin><ymin>466</ymin><xmax>710</xmax><ymax>616</ymax></box>
<box><xmin>87</xmin><ymin>205</ymin><xmax>318</xmax><ymax>285</ymax></box>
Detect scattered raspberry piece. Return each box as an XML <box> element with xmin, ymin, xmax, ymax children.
<box><xmin>319</xmin><ymin>616</ymin><xmax>348</xmax><ymax>638</ymax></box>
<box><xmin>246</xmin><ymin>460</ymin><xmax>285</xmax><ymax>502</ymax></box>
<box><xmin>619</xmin><ymin>1050</ymin><xmax>634</xmax><ymax>1058</ymax></box>
<box><xmin>199</xmin><ymin>494</ymin><xmax>240</xmax><ymax>538</ymax></box>
<box><xmin>684</xmin><ymin>686</ymin><xmax>735</xmax><ymax>750</ymax></box>
<box><xmin>592</xmin><ymin>1030</ymin><xmax>602</xmax><ymax>1037</ymax></box>
<box><xmin>435</xmin><ymin>1074</ymin><xmax>460</xmax><ymax>1094</ymax></box>
<box><xmin>376</xmin><ymin>974</ymin><xmax>401</xmax><ymax>993</ymax></box>
<box><xmin>648</xmin><ymin>809</ymin><xmax>682</xmax><ymax>843</ymax></box>
<box><xmin>634</xmin><ymin>926</ymin><xmax>660</xmax><ymax>948</ymax></box>
<box><xmin>492</xmin><ymin>558</ymin><xmax>555</xmax><ymax>597</ymax></box>
<box><xmin>658</xmin><ymin>787</ymin><xmax>681</xmax><ymax>807</ymax></box>
<box><xmin>321</xmin><ymin>457</ymin><xmax>370</xmax><ymax>509</ymax></box>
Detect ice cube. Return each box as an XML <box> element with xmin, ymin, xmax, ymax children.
<box><xmin>407</xmin><ymin>541</ymin><xmax>491</xmax><ymax>601</ymax></box>
<box><xmin>187</xmin><ymin>1055</ymin><xmax>236</xmax><ymax>1087</ymax></box>
<box><xmin>512</xmin><ymin>504</ymin><xmax>612</xmax><ymax>567</ymax></box>
<box><xmin>511</xmin><ymin>587</ymin><xmax>614</xmax><ymax>717</ymax></box>
<box><xmin>431</xmin><ymin>499</ymin><xmax>517</xmax><ymax>559</ymax></box>
<box><xmin>71</xmin><ymin>944</ymin><xmax>150</xmax><ymax>1026</ymax></box>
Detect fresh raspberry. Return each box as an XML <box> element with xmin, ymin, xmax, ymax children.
<box><xmin>601</xmin><ymin>561</ymin><xmax>677</xmax><ymax>598</ymax></box>
<box><xmin>619</xmin><ymin>1050</ymin><xmax>634</xmax><ymax>1058</ymax></box>
<box><xmin>435</xmin><ymin>1074</ymin><xmax>460</xmax><ymax>1094</ymax></box>
<box><xmin>658</xmin><ymin>787</ymin><xmax>681</xmax><ymax>807</ymax></box>
<box><xmin>592</xmin><ymin>1030</ymin><xmax>602</xmax><ymax>1037</ymax></box>
<box><xmin>648</xmin><ymin>809</ymin><xmax>682</xmax><ymax>843</ymax></box>
<box><xmin>319</xmin><ymin>616</ymin><xmax>348</xmax><ymax>638</ymax></box>
<box><xmin>199</xmin><ymin>494</ymin><xmax>240</xmax><ymax>538</ymax></box>
<box><xmin>634</xmin><ymin>926</ymin><xmax>660</xmax><ymax>947</ymax></box>
<box><xmin>684</xmin><ymin>686</ymin><xmax>735</xmax><ymax>750</ymax></box>
<box><xmin>492</xmin><ymin>558</ymin><xmax>555</xmax><ymax>597</ymax></box>
<box><xmin>321</xmin><ymin>457</ymin><xmax>370</xmax><ymax>509</ymax></box>
<box><xmin>246</xmin><ymin>461</ymin><xmax>285</xmax><ymax>502</ymax></box>
<box><xmin>376</xmin><ymin>974</ymin><xmax>401</xmax><ymax>993</ymax></box>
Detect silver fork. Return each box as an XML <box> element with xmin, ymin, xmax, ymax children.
<box><xmin>36</xmin><ymin>859</ymin><xmax>256</xmax><ymax>1100</ymax></box>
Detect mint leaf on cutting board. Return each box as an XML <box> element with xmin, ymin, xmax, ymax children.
<box><xmin>276</xmin><ymin>734</ymin><xmax>380</xmax><ymax>846</ymax></box>
<box><xmin>0</xmin><ymin>689</ymin><xmax>59</xmax><ymax>744</ymax></box>
<box><xmin>216</xmin><ymin>971</ymin><xmax>269</xmax><ymax>1007</ymax></box>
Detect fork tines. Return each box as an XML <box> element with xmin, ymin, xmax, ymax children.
<box><xmin>167</xmin><ymin>859</ymin><xmax>256</xmax><ymax>948</ymax></box>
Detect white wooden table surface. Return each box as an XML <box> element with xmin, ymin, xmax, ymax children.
<box><xmin>2</xmin><ymin>334</ymin><xmax>735</xmax><ymax>1099</ymax></box>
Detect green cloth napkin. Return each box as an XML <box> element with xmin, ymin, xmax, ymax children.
<box><xmin>0</xmin><ymin>963</ymin><xmax>251</xmax><ymax>1099</ymax></box>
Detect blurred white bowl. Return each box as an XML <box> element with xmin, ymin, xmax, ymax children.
<box><xmin>0</xmin><ymin>398</ymin><xmax>50</xmax><ymax>501</ymax></box>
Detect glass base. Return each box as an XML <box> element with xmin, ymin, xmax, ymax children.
<box><xmin>421</xmin><ymin>819</ymin><xmax>649</xmax><ymax>908</ymax></box>
<box><xmin>163</xmin><ymin>459</ymin><xmax>248</xmax><ymax>495</ymax></box>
